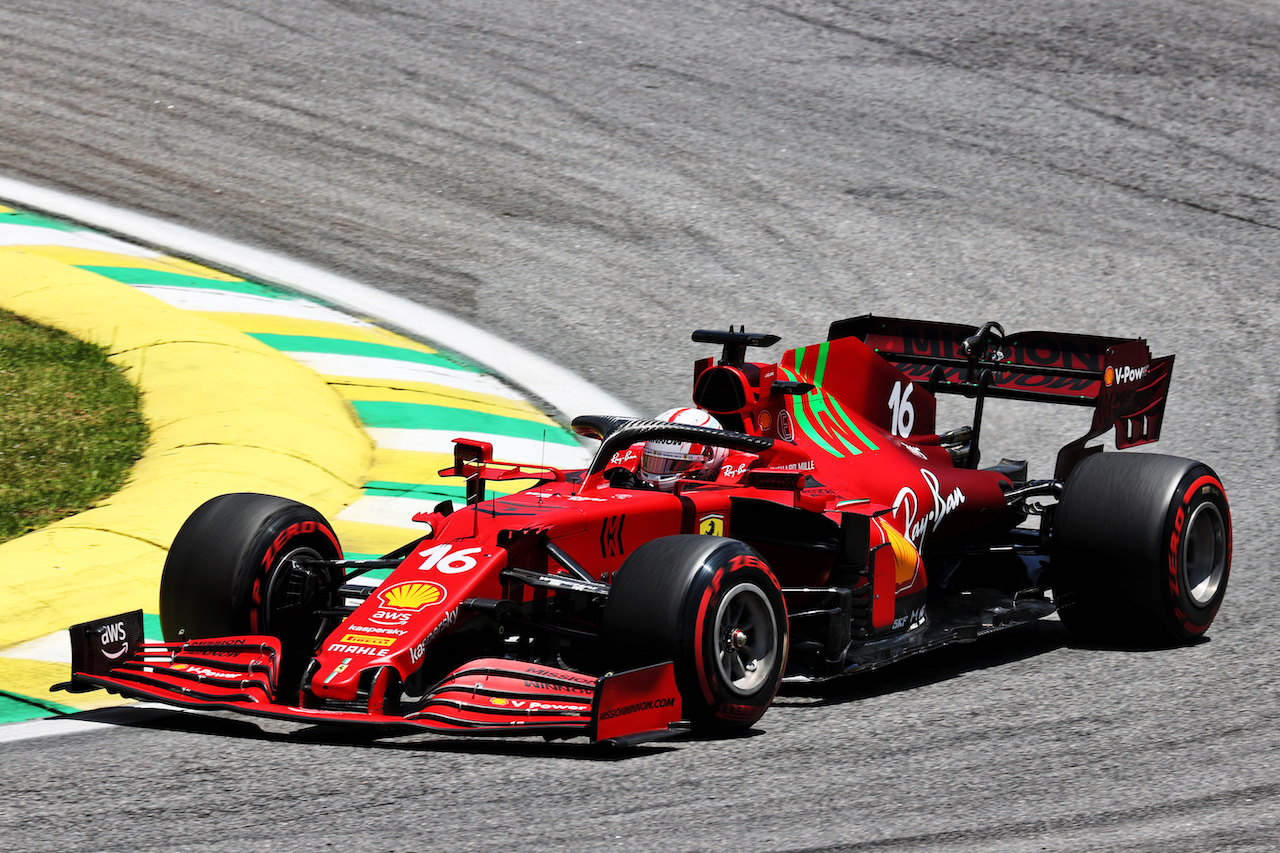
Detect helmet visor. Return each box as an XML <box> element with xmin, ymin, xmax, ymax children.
<box><xmin>641</xmin><ymin>444</ymin><xmax>707</xmax><ymax>477</ymax></box>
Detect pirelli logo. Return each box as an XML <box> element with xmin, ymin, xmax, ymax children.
<box><xmin>341</xmin><ymin>633</ymin><xmax>396</xmax><ymax>647</ymax></box>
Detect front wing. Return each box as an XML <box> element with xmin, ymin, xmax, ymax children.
<box><xmin>54</xmin><ymin>611</ymin><xmax>686</xmax><ymax>746</ymax></box>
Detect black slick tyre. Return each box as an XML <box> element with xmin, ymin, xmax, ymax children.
<box><xmin>600</xmin><ymin>535</ymin><xmax>788</xmax><ymax>732</ymax></box>
<box><xmin>1052</xmin><ymin>453</ymin><xmax>1231</xmax><ymax>645</ymax></box>
<box><xmin>159</xmin><ymin>493</ymin><xmax>343</xmax><ymax>691</ymax></box>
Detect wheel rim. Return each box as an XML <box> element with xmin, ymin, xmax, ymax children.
<box><xmin>1183</xmin><ymin>502</ymin><xmax>1227</xmax><ymax>608</ymax></box>
<box><xmin>260</xmin><ymin>545</ymin><xmax>334</xmax><ymax>643</ymax></box>
<box><xmin>711</xmin><ymin>583</ymin><xmax>778</xmax><ymax>695</ymax></box>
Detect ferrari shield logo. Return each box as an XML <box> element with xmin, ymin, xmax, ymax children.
<box><xmin>698</xmin><ymin>514</ymin><xmax>725</xmax><ymax>536</ymax></box>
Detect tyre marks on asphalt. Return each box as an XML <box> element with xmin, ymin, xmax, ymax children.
<box><xmin>0</xmin><ymin>204</ymin><xmax>589</xmax><ymax>722</ymax></box>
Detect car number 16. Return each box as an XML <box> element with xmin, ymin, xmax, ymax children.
<box><xmin>417</xmin><ymin>543</ymin><xmax>483</xmax><ymax>574</ymax></box>
<box><xmin>888</xmin><ymin>380</ymin><xmax>916</xmax><ymax>438</ymax></box>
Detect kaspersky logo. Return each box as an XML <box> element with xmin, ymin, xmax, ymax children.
<box><xmin>1104</xmin><ymin>364</ymin><xmax>1149</xmax><ymax>386</ymax></box>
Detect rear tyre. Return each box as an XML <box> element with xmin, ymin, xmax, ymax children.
<box><xmin>159</xmin><ymin>493</ymin><xmax>343</xmax><ymax>693</ymax></box>
<box><xmin>600</xmin><ymin>535</ymin><xmax>788</xmax><ymax>732</ymax></box>
<box><xmin>1052</xmin><ymin>453</ymin><xmax>1231</xmax><ymax>645</ymax></box>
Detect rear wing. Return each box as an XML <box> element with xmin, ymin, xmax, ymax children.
<box><xmin>829</xmin><ymin>315</ymin><xmax>1175</xmax><ymax>473</ymax></box>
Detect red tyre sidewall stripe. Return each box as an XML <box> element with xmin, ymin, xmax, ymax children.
<box><xmin>1167</xmin><ymin>474</ymin><xmax>1228</xmax><ymax>634</ymax></box>
<box><xmin>692</xmin><ymin>565</ymin><xmax>725</xmax><ymax>707</ymax></box>
<box><xmin>704</xmin><ymin>553</ymin><xmax>785</xmax><ymax>723</ymax></box>
<box><xmin>249</xmin><ymin>519</ymin><xmax>341</xmax><ymax>634</ymax></box>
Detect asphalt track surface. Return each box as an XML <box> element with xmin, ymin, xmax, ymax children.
<box><xmin>1</xmin><ymin>1</ymin><xmax>1278</xmax><ymax>851</ymax></box>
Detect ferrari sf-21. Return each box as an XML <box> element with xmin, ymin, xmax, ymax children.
<box><xmin>59</xmin><ymin>316</ymin><xmax>1232</xmax><ymax>745</ymax></box>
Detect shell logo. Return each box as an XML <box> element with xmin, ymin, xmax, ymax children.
<box><xmin>377</xmin><ymin>581</ymin><xmax>447</xmax><ymax>611</ymax></box>
<box><xmin>1104</xmin><ymin>365</ymin><xmax>1115</xmax><ymax>386</ymax></box>
<box><xmin>490</xmin><ymin>697</ymin><xmax>509</xmax><ymax>706</ymax></box>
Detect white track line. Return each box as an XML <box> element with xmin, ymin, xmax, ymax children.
<box><xmin>0</xmin><ymin>717</ymin><xmax>122</xmax><ymax>744</ymax></box>
<box><xmin>0</xmin><ymin>175</ymin><xmax>636</xmax><ymax>422</ymax></box>
<box><xmin>0</xmin><ymin>705</ymin><xmax>192</xmax><ymax>745</ymax></box>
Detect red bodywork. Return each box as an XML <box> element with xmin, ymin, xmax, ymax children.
<box><xmin>62</xmin><ymin>316</ymin><xmax>1172</xmax><ymax>742</ymax></box>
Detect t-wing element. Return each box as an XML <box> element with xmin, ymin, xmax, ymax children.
<box><xmin>693</xmin><ymin>327</ymin><xmax>781</xmax><ymax>366</ymax></box>
<box><xmin>438</xmin><ymin>438</ymin><xmax>566</xmax><ymax>505</ymax></box>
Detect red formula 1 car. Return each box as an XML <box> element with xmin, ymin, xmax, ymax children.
<box><xmin>58</xmin><ymin>316</ymin><xmax>1232</xmax><ymax>744</ymax></box>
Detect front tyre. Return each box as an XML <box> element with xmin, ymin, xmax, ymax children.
<box><xmin>159</xmin><ymin>493</ymin><xmax>343</xmax><ymax>692</ymax></box>
<box><xmin>1052</xmin><ymin>453</ymin><xmax>1231</xmax><ymax>645</ymax></box>
<box><xmin>600</xmin><ymin>535</ymin><xmax>788</xmax><ymax>732</ymax></box>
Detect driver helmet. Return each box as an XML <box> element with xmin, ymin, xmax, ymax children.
<box><xmin>639</xmin><ymin>407</ymin><xmax>729</xmax><ymax>490</ymax></box>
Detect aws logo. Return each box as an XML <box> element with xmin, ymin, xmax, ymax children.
<box><xmin>97</xmin><ymin>620</ymin><xmax>130</xmax><ymax>660</ymax></box>
<box><xmin>376</xmin><ymin>581</ymin><xmax>447</xmax><ymax>612</ymax></box>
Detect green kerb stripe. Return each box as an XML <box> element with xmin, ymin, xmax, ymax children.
<box><xmin>0</xmin><ymin>692</ymin><xmax>79</xmax><ymax>723</ymax></box>
<box><xmin>1</xmin><ymin>210</ymin><xmax>82</xmax><ymax>231</ymax></box>
<box><xmin>351</xmin><ymin>401</ymin><xmax>579</xmax><ymax>445</ymax></box>
<box><xmin>77</xmin><ymin>266</ymin><xmax>289</xmax><ymax>299</ymax></box>
<box><xmin>248</xmin><ymin>334</ymin><xmax>471</xmax><ymax>371</ymax></box>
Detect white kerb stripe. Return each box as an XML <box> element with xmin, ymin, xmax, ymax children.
<box><xmin>0</xmin><ymin>223</ymin><xmax>159</xmax><ymax>257</ymax></box>
<box><xmin>337</xmin><ymin>496</ymin><xmax>443</xmax><ymax>531</ymax></box>
<box><xmin>0</xmin><ymin>631</ymin><xmax>70</xmax><ymax>664</ymax></box>
<box><xmin>286</xmin><ymin>352</ymin><xmax>525</xmax><ymax>400</ymax></box>
<box><xmin>132</xmin><ymin>285</ymin><xmax>374</xmax><ymax>327</ymax></box>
